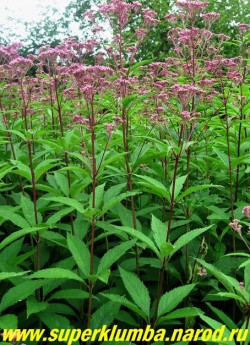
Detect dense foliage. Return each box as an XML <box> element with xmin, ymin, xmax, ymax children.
<box><xmin>0</xmin><ymin>0</ymin><xmax>250</xmax><ymax>344</ymax></box>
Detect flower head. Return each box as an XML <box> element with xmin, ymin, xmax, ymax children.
<box><xmin>104</xmin><ymin>123</ymin><xmax>116</xmax><ymax>133</ymax></box>
<box><xmin>229</xmin><ymin>219</ymin><xmax>242</xmax><ymax>235</ymax></box>
<box><xmin>197</xmin><ymin>266</ymin><xmax>207</xmax><ymax>276</ymax></box>
<box><xmin>242</xmin><ymin>206</ymin><xmax>250</xmax><ymax>219</ymax></box>
<box><xmin>238</xmin><ymin>24</ymin><xmax>250</xmax><ymax>32</ymax></box>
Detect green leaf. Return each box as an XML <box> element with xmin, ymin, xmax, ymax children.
<box><xmin>213</xmin><ymin>147</ymin><xmax>229</xmax><ymax>168</ymax></box>
<box><xmin>3</xmin><ymin>129</ymin><xmax>27</xmax><ymax>141</ymax></box>
<box><xmin>21</xmin><ymin>195</ymin><xmax>42</xmax><ymax>226</ymax></box>
<box><xmin>11</xmin><ymin>160</ymin><xmax>31</xmax><ymax>181</ymax></box>
<box><xmin>27</xmin><ymin>268</ymin><xmax>83</xmax><ymax>282</ymax></box>
<box><xmin>48</xmin><ymin>289</ymin><xmax>89</xmax><ymax>301</ymax></box>
<box><xmin>0</xmin><ymin>226</ymin><xmax>46</xmax><ymax>250</ymax></box>
<box><xmin>0</xmin><ymin>315</ymin><xmax>18</xmax><ymax>329</ymax></box>
<box><xmin>0</xmin><ymin>166</ymin><xmax>15</xmax><ymax>180</ymax></box>
<box><xmin>122</xmin><ymin>95</ymin><xmax>137</xmax><ymax>110</ymax></box>
<box><xmin>199</xmin><ymin>314</ymin><xmax>236</xmax><ymax>345</ymax></box>
<box><xmin>239</xmin><ymin>259</ymin><xmax>250</xmax><ymax>269</ymax></box>
<box><xmin>42</xmin><ymin>231</ymin><xmax>67</xmax><ymax>248</ymax></box>
<box><xmin>119</xmin><ymin>267</ymin><xmax>150</xmax><ymax>318</ymax></box>
<box><xmin>151</xmin><ymin>215</ymin><xmax>166</xmax><ymax>250</ymax></box>
<box><xmin>0</xmin><ymin>208</ymin><xmax>30</xmax><ymax>229</ymax></box>
<box><xmin>54</xmin><ymin>171</ymin><xmax>69</xmax><ymax>196</ymax></box>
<box><xmin>158</xmin><ymin>307</ymin><xmax>203</xmax><ymax>324</ymax></box>
<box><xmin>170</xmin><ymin>225</ymin><xmax>213</xmax><ymax>258</ymax></box>
<box><xmin>216</xmin><ymin>292</ymin><xmax>246</xmax><ymax>304</ymax></box>
<box><xmin>170</xmin><ymin>175</ymin><xmax>187</xmax><ymax>200</ymax></box>
<box><xmin>245</xmin><ymin>262</ymin><xmax>250</xmax><ymax>293</ymax></box>
<box><xmin>46</xmin><ymin>207</ymin><xmax>74</xmax><ymax>225</ymax></box>
<box><xmin>39</xmin><ymin>313</ymin><xmax>71</xmax><ymax>330</ymax></box>
<box><xmin>157</xmin><ymin>284</ymin><xmax>196</xmax><ymax>318</ymax></box>
<box><xmin>135</xmin><ymin>174</ymin><xmax>170</xmax><ymax>201</ymax></box>
<box><xmin>0</xmin><ymin>271</ymin><xmax>29</xmax><ymax>281</ymax></box>
<box><xmin>177</xmin><ymin>184</ymin><xmax>223</xmax><ymax>201</ymax></box>
<box><xmin>90</xmin><ymin>301</ymin><xmax>120</xmax><ymax>330</ymax></box>
<box><xmin>0</xmin><ymin>280</ymin><xmax>45</xmax><ymax>313</ymax></box>
<box><xmin>67</xmin><ymin>234</ymin><xmax>90</xmax><ymax>278</ymax></box>
<box><xmin>89</xmin><ymin>183</ymin><xmax>105</xmax><ymax>210</ymax></box>
<box><xmin>160</xmin><ymin>242</ymin><xmax>175</xmax><ymax>258</ymax></box>
<box><xmin>43</xmin><ymin>196</ymin><xmax>84</xmax><ymax>213</ymax></box>
<box><xmin>99</xmin><ymin>191</ymin><xmax>139</xmax><ymax>217</ymax></box>
<box><xmin>196</xmin><ymin>258</ymin><xmax>243</xmax><ymax>296</ymax></box>
<box><xmin>103</xmin><ymin>183</ymin><xmax>126</xmax><ymax>203</ymax></box>
<box><xmin>206</xmin><ymin>303</ymin><xmax>238</xmax><ymax>331</ymax></box>
<box><xmin>35</xmin><ymin>160</ymin><xmax>59</xmax><ymax>182</ymax></box>
<box><xmin>113</xmin><ymin>225</ymin><xmax>160</xmax><ymax>258</ymax></box>
<box><xmin>98</xmin><ymin>152</ymin><xmax>127</xmax><ymax>172</ymax></box>
<box><xmin>26</xmin><ymin>297</ymin><xmax>49</xmax><ymax>318</ymax></box>
<box><xmin>101</xmin><ymin>293</ymin><xmax>147</xmax><ymax>319</ymax></box>
<box><xmin>129</xmin><ymin>59</ymin><xmax>152</xmax><ymax>74</ymax></box>
<box><xmin>97</xmin><ymin>239</ymin><xmax>136</xmax><ymax>275</ymax></box>
<box><xmin>122</xmin><ymin>93</ymin><xmax>153</xmax><ymax>111</ymax></box>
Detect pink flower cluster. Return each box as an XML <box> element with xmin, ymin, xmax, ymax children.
<box><xmin>97</xmin><ymin>0</ymin><xmax>143</xmax><ymax>29</ymax></box>
<box><xmin>229</xmin><ymin>219</ymin><xmax>242</xmax><ymax>235</ymax></box>
<box><xmin>238</xmin><ymin>24</ymin><xmax>250</xmax><ymax>32</ymax></box>
<box><xmin>177</xmin><ymin>0</ymin><xmax>209</xmax><ymax>11</ymax></box>
<box><xmin>142</xmin><ymin>9</ymin><xmax>159</xmax><ymax>26</ymax></box>
<box><xmin>104</xmin><ymin>123</ymin><xmax>116</xmax><ymax>133</ymax></box>
<box><xmin>201</xmin><ymin>12</ymin><xmax>220</xmax><ymax>26</ymax></box>
<box><xmin>242</xmin><ymin>206</ymin><xmax>250</xmax><ymax>219</ymax></box>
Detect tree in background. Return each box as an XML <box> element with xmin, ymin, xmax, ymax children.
<box><xmin>63</xmin><ymin>0</ymin><xmax>250</xmax><ymax>60</ymax></box>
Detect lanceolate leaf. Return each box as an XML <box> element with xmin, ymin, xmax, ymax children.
<box><xmin>11</xmin><ymin>160</ymin><xmax>31</xmax><ymax>181</ymax></box>
<box><xmin>0</xmin><ymin>271</ymin><xmax>30</xmax><ymax>281</ymax></box>
<box><xmin>101</xmin><ymin>293</ymin><xmax>147</xmax><ymax>319</ymax></box>
<box><xmin>46</xmin><ymin>207</ymin><xmax>74</xmax><ymax>225</ymax></box>
<box><xmin>103</xmin><ymin>183</ymin><xmax>126</xmax><ymax>203</ymax></box>
<box><xmin>39</xmin><ymin>313</ymin><xmax>71</xmax><ymax>330</ymax></box>
<box><xmin>0</xmin><ymin>314</ymin><xmax>18</xmax><ymax>329</ymax></box>
<box><xmin>0</xmin><ymin>209</ymin><xmax>30</xmax><ymax>229</ymax></box>
<box><xmin>157</xmin><ymin>307</ymin><xmax>203</xmax><ymax>325</ymax></box>
<box><xmin>119</xmin><ymin>267</ymin><xmax>151</xmax><ymax>319</ymax></box>
<box><xmin>0</xmin><ymin>280</ymin><xmax>45</xmax><ymax>313</ymax></box>
<box><xmin>244</xmin><ymin>262</ymin><xmax>250</xmax><ymax>293</ymax></box>
<box><xmin>0</xmin><ymin>226</ymin><xmax>47</xmax><ymax>250</ymax></box>
<box><xmin>213</xmin><ymin>147</ymin><xmax>229</xmax><ymax>168</ymax></box>
<box><xmin>216</xmin><ymin>292</ymin><xmax>246</xmax><ymax>304</ymax></box>
<box><xmin>135</xmin><ymin>175</ymin><xmax>171</xmax><ymax>201</ymax></box>
<box><xmin>21</xmin><ymin>195</ymin><xmax>42</xmax><ymax>226</ymax></box>
<box><xmin>170</xmin><ymin>175</ymin><xmax>187</xmax><ymax>201</ymax></box>
<box><xmin>206</xmin><ymin>303</ymin><xmax>238</xmax><ymax>331</ymax></box>
<box><xmin>67</xmin><ymin>234</ymin><xmax>90</xmax><ymax>278</ymax></box>
<box><xmin>176</xmin><ymin>184</ymin><xmax>223</xmax><ymax>201</ymax></box>
<box><xmin>89</xmin><ymin>183</ymin><xmax>105</xmax><ymax>209</ymax></box>
<box><xmin>170</xmin><ymin>225</ymin><xmax>213</xmax><ymax>258</ymax></box>
<box><xmin>97</xmin><ymin>239</ymin><xmax>137</xmax><ymax>275</ymax></box>
<box><xmin>34</xmin><ymin>159</ymin><xmax>60</xmax><ymax>182</ymax></box>
<box><xmin>27</xmin><ymin>268</ymin><xmax>83</xmax><ymax>282</ymax></box>
<box><xmin>90</xmin><ymin>301</ymin><xmax>120</xmax><ymax>329</ymax></box>
<box><xmin>113</xmin><ymin>225</ymin><xmax>160</xmax><ymax>258</ymax></box>
<box><xmin>43</xmin><ymin>196</ymin><xmax>84</xmax><ymax>214</ymax></box>
<box><xmin>26</xmin><ymin>297</ymin><xmax>49</xmax><ymax>318</ymax></box>
<box><xmin>98</xmin><ymin>191</ymin><xmax>139</xmax><ymax>217</ymax></box>
<box><xmin>196</xmin><ymin>258</ymin><xmax>243</xmax><ymax>296</ymax></box>
<box><xmin>199</xmin><ymin>314</ymin><xmax>236</xmax><ymax>345</ymax></box>
<box><xmin>151</xmin><ymin>215</ymin><xmax>166</xmax><ymax>250</ymax></box>
<box><xmin>48</xmin><ymin>289</ymin><xmax>89</xmax><ymax>301</ymax></box>
<box><xmin>54</xmin><ymin>171</ymin><xmax>70</xmax><ymax>196</ymax></box>
<box><xmin>157</xmin><ymin>284</ymin><xmax>196</xmax><ymax>318</ymax></box>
